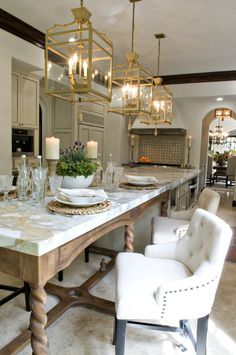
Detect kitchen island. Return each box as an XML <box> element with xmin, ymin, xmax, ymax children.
<box><xmin>0</xmin><ymin>166</ymin><xmax>199</xmax><ymax>354</ymax></box>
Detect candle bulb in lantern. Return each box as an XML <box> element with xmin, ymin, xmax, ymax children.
<box><xmin>130</xmin><ymin>135</ymin><xmax>135</xmax><ymax>147</ymax></box>
<box><xmin>86</xmin><ymin>141</ymin><xmax>98</xmax><ymax>159</ymax></box>
<box><xmin>45</xmin><ymin>137</ymin><xmax>60</xmax><ymax>160</ymax></box>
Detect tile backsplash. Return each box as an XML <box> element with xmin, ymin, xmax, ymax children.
<box><xmin>138</xmin><ymin>135</ymin><xmax>186</xmax><ymax>166</ymax></box>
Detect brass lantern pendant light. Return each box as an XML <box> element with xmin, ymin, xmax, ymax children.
<box><xmin>142</xmin><ymin>33</ymin><xmax>173</xmax><ymax>128</ymax></box>
<box><xmin>108</xmin><ymin>0</ymin><xmax>153</xmax><ymax>125</ymax></box>
<box><xmin>45</xmin><ymin>0</ymin><xmax>113</xmax><ymax>103</ymax></box>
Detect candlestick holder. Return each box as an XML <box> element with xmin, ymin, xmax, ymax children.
<box><xmin>185</xmin><ymin>147</ymin><xmax>191</xmax><ymax>169</ymax></box>
<box><xmin>46</xmin><ymin>159</ymin><xmax>58</xmax><ymax>176</ymax></box>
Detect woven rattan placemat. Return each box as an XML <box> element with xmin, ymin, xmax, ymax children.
<box><xmin>119</xmin><ymin>182</ymin><xmax>159</xmax><ymax>190</ymax></box>
<box><xmin>0</xmin><ymin>189</ymin><xmax>17</xmax><ymax>201</ymax></box>
<box><xmin>47</xmin><ymin>199</ymin><xmax>111</xmax><ymax>215</ymax></box>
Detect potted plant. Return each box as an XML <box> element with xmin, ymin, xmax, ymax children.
<box><xmin>213</xmin><ymin>151</ymin><xmax>229</xmax><ymax>166</ymax></box>
<box><xmin>56</xmin><ymin>142</ymin><xmax>97</xmax><ymax>188</ymax></box>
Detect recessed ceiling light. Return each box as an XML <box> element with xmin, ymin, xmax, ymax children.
<box><xmin>216</xmin><ymin>97</ymin><xmax>223</xmax><ymax>101</ymax></box>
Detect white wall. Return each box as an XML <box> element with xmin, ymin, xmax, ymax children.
<box><xmin>0</xmin><ymin>29</ymin><xmax>44</xmax><ymax>174</ymax></box>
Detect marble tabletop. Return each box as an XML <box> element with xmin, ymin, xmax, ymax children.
<box><xmin>0</xmin><ymin>167</ymin><xmax>199</xmax><ymax>257</ymax></box>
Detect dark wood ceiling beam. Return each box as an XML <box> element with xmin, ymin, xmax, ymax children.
<box><xmin>1</xmin><ymin>9</ymin><xmax>236</xmax><ymax>84</ymax></box>
<box><xmin>161</xmin><ymin>71</ymin><xmax>236</xmax><ymax>85</ymax></box>
<box><xmin>0</xmin><ymin>9</ymin><xmax>45</xmax><ymax>49</ymax></box>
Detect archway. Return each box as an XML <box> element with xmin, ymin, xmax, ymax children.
<box><xmin>200</xmin><ymin>107</ymin><xmax>236</xmax><ymax>188</ymax></box>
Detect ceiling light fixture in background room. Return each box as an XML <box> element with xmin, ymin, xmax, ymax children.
<box><xmin>209</xmin><ymin>117</ymin><xmax>228</xmax><ymax>146</ymax></box>
<box><xmin>45</xmin><ymin>0</ymin><xmax>113</xmax><ymax>103</ymax></box>
<box><xmin>108</xmin><ymin>0</ymin><xmax>153</xmax><ymax>132</ymax></box>
<box><xmin>215</xmin><ymin>108</ymin><xmax>232</xmax><ymax>120</ymax></box>
<box><xmin>141</xmin><ymin>33</ymin><xmax>173</xmax><ymax>135</ymax></box>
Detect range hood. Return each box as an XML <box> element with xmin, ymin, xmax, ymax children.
<box><xmin>130</xmin><ymin>128</ymin><xmax>187</xmax><ymax>136</ymax></box>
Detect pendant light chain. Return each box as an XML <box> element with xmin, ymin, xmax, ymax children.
<box><xmin>157</xmin><ymin>38</ymin><xmax>161</xmax><ymax>77</ymax></box>
<box><xmin>131</xmin><ymin>1</ymin><xmax>136</xmax><ymax>53</ymax></box>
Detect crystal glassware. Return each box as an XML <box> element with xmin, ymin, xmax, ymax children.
<box><xmin>31</xmin><ymin>167</ymin><xmax>48</xmax><ymax>203</ymax></box>
<box><xmin>49</xmin><ymin>175</ymin><xmax>63</xmax><ymax>195</ymax></box>
<box><xmin>0</xmin><ymin>175</ymin><xmax>14</xmax><ymax>202</ymax></box>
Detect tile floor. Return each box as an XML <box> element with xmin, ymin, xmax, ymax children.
<box><xmin>0</xmin><ymin>185</ymin><xmax>235</xmax><ymax>355</ymax></box>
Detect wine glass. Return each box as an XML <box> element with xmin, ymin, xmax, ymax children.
<box><xmin>49</xmin><ymin>175</ymin><xmax>63</xmax><ymax>195</ymax></box>
<box><xmin>0</xmin><ymin>175</ymin><xmax>14</xmax><ymax>202</ymax></box>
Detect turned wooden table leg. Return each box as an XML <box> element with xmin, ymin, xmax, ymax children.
<box><xmin>29</xmin><ymin>283</ymin><xmax>48</xmax><ymax>355</ymax></box>
<box><xmin>161</xmin><ymin>200</ymin><xmax>169</xmax><ymax>217</ymax></box>
<box><xmin>124</xmin><ymin>224</ymin><xmax>134</xmax><ymax>252</ymax></box>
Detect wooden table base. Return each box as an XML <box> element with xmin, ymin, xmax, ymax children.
<box><xmin>0</xmin><ymin>247</ymin><xmax>117</xmax><ymax>355</ymax></box>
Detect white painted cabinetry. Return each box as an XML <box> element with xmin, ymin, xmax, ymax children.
<box><xmin>12</xmin><ymin>72</ymin><xmax>39</xmax><ymax>128</ymax></box>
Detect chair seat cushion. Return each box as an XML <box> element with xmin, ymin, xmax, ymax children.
<box><xmin>116</xmin><ymin>252</ymin><xmax>192</xmax><ymax>321</ymax></box>
<box><xmin>151</xmin><ymin>216</ymin><xmax>189</xmax><ymax>243</ymax></box>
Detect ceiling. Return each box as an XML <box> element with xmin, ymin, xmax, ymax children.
<box><xmin>1</xmin><ymin>0</ymin><xmax>236</xmax><ymax>76</ymax></box>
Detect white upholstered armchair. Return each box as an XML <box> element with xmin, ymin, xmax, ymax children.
<box><xmin>114</xmin><ymin>208</ymin><xmax>232</xmax><ymax>355</ymax></box>
<box><xmin>151</xmin><ymin>188</ymin><xmax>220</xmax><ymax>243</ymax></box>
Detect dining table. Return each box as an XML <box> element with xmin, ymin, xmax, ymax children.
<box><xmin>0</xmin><ymin>166</ymin><xmax>199</xmax><ymax>354</ymax></box>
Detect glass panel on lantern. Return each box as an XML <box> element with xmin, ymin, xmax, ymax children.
<box><xmin>151</xmin><ymin>86</ymin><xmax>173</xmax><ymax>125</ymax></box>
<box><xmin>45</xmin><ymin>25</ymin><xmax>91</xmax><ymax>102</ymax></box>
<box><xmin>45</xmin><ymin>16</ymin><xmax>112</xmax><ymax>103</ymax></box>
<box><xmin>90</xmin><ymin>31</ymin><xmax>112</xmax><ymax>100</ymax></box>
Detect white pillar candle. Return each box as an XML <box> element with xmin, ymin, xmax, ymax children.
<box><xmin>188</xmin><ymin>135</ymin><xmax>192</xmax><ymax>148</ymax></box>
<box><xmin>86</xmin><ymin>141</ymin><xmax>98</xmax><ymax>159</ymax></box>
<box><xmin>45</xmin><ymin>137</ymin><xmax>60</xmax><ymax>160</ymax></box>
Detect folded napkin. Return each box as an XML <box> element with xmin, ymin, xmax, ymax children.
<box><xmin>125</xmin><ymin>175</ymin><xmax>158</xmax><ymax>183</ymax></box>
<box><xmin>57</xmin><ymin>189</ymin><xmax>108</xmax><ymax>203</ymax></box>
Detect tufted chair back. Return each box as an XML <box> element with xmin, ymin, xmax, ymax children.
<box><xmin>196</xmin><ymin>188</ymin><xmax>220</xmax><ymax>215</ymax></box>
<box><xmin>175</xmin><ymin>208</ymin><xmax>231</xmax><ymax>274</ymax></box>
<box><xmin>115</xmin><ymin>209</ymin><xmax>232</xmax><ymax>354</ymax></box>
<box><xmin>151</xmin><ymin>208</ymin><xmax>232</xmax><ymax>321</ymax></box>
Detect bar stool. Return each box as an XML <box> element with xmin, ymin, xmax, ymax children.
<box><xmin>151</xmin><ymin>188</ymin><xmax>220</xmax><ymax>244</ymax></box>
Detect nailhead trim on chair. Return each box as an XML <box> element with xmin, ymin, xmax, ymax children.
<box><xmin>160</xmin><ymin>276</ymin><xmax>218</xmax><ymax>318</ymax></box>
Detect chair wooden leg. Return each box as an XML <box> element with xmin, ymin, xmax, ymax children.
<box><xmin>196</xmin><ymin>314</ymin><xmax>209</xmax><ymax>355</ymax></box>
<box><xmin>84</xmin><ymin>247</ymin><xmax>90</xmax><ymax>263</ymax></box>
<box><xmin>24</xmin><ymin>282</ymin><xmax>31</xmax><ymax>312</ymax></box>
<box><xmin>58</xmin><ymin>270</ymin><xmax>64</xmax><ymax>282</ymax></box>
<box><xmin>115</xmin><ymin>318</ymin><xmax>127</xmax><ymax>355</ymax></box>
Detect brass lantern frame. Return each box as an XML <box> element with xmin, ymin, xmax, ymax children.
<box><xmin>108</xmin><ymin>0</ymin><xmax>153</xmax><ymax>118</ymax></box>
<box><xmin>141</xmin><ymin>33</ymin><xmax>173</xmax><ymax>126</ymax></box>
<box><xmin>45</xmin><ymin>1</ymin><xmax>113</xmax><ymax>103</ymax></box>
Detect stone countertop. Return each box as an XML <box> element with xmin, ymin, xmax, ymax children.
<box><xmin>0</xmin><ymin>167</ymin><xmax>199</xmax><ymax>257</ymax></box>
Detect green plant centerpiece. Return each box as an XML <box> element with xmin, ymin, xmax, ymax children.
<box><xmin>213</xmin><ymin>151</ymin><xmax>229</xmax><ymax>166</ymax></box>
<box><xmin>56</xmin><ymin>142</ymin><xmax>97</xmax><ymax>189</ymax></box>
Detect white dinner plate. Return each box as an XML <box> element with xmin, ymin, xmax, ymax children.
<box><xmin>55</xmin><ymin>195</ymin><xmax>106</xmax><ymax>207</ymax></box>
<box><xmin>127</xmin><ymin>180</ymin><xmax>155</xmax><ymax>186</ymax></box>
<box><xmin>125</xmin><ymin>175</ymin><xmax>157</xmax><ymax>186</ymax></box>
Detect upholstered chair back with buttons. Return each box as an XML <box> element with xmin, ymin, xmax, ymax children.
<box><xmin>151</xmin><ymin>208</ymin><xmax>232</xmax><ymax>321</ymax></box>
<box><xmin>195</xmin><ymin>188</ymin><xmax>220</xmax><ymax>215</ymax></box>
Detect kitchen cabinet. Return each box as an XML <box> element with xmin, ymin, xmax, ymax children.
<box><xmin>51</xmin><ymin>97</ymin><xmax>77</xmax><ymax>152</ymax></box>
<box><xmin>170</xmin><ymin>181</ymin><xmax>190</xmax><ymax>211</ymax></box>
<box><xmin>78</xmin><ymin>124</ymin><xmax>104</xmax><ymax>158</ymax></box>
<box><xmin>78</xmin><ymin>102</ymin><xmax>105</xmax><ymax>160</ymax></box>
<box><xmin>12</xmin><ymin>72</ymin><xmax>39</xmax><ymax>129</ymax></box>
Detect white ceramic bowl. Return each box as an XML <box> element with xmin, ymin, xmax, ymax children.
<box><xmin>61</xmin><ymin>175</ymin><xmax>93</xmax><ymax>189</ymax></box>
